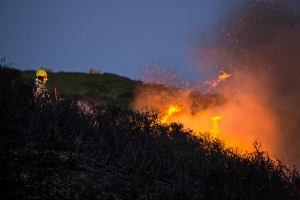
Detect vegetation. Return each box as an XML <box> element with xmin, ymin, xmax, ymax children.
<box><xmin>22</xmin><ymin>70</ymin><xmax>140</xmax><ymax>106</ymax></box>
<box><xmin>1</xmin><ymin>62</ymin><xmax>300</xmax><ymax>199</ymax></box>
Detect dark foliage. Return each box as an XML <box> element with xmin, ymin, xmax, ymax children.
<box><xmin>1</xmin><ymin>62</ymin><xmax>300</xmax><ymax>199</ymax></box>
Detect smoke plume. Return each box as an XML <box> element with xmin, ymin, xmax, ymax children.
<box><xmin>134</xmin><ymin>0</ymin><xmax>300</xmax><ymax>166</ymax></box>
<box><xmin>194</xmin><ymin>0</ymin><xmax>300</xmax><ymax>164</ymax></box>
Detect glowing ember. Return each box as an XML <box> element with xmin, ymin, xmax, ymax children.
<box><xmin>218</xmin><ymin>72</ymin><xmax>231</xmax><ymax>80</ymax></box>
<box><xmin>206</xmin><ymin>71</ymin><xmax>232</xmax><ymax>87</ymax></box>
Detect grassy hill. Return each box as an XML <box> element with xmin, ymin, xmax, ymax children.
<box><xmin>22</xmin><ymin>70</ymin><xmax>141</xmax><ymax>106</ymax></box>
<box><xmin>1</xmin><ymin>65</ymin><xmax>300</xmax><ymax>199</ymax></box>
<box><xmin>22</xmin><ymin>70</ymin><xmax>227</xmax><ymax>112</ymax></box>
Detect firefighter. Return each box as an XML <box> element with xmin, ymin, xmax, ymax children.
<box><xmin>35</xmin><ymin>69</ymin><xmax>48</xmax><ymax>98</ymax></box>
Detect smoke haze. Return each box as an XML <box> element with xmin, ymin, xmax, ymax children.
<box><xmin>134</xmin><ymin>0</ymin><xmax>300</xmax><ymax>166</ymax></box>
<box><xmin>192</xmin><ymin>0</ymin><xmax>300</xmax><ymax>164</ymax></box>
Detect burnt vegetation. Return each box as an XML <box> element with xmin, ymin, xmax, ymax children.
<box><xmin>1</xmin><ymin>62</ymin><xmax>300</xmax><ymax>199</ymax></box>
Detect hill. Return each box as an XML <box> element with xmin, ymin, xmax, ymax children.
<box><xmin>1</xmin><ymin>65</ymin><xmax>300</xmax><ymax>199</ymax></box>
<box><xmin>22</xmin><ymin>70</ymin><xmax>141</xmax><ymax>106</ymax></box>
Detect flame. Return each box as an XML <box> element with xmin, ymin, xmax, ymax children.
<box><xmin>161</xmin><ymin>104</ymin><xmax>184</xmax><ymax>123</ymax></box>
<box><xmin>218</xmin><ymin>72</ymin><xmax>231</xmax><ymax>80</ymax></box>
<box><xmin>134</xmin><ymin>70</ymin><xmax>278</xmax><ymax>155</ymax></box>
<box><xmin>134</xmin><ymin>1</ymin><xmax>300</xmax><ymax>166</ymax></box>
<box><xmin>205</xmin><ymin>71</ymin><xmax>232</xmax><ymax>87</ymax></box>
<box><xmin>161</xmin><ymin>104</ymin><xmax>224</xmax><ymax>138</ymax></box>
<box><xmin>211</xmin><ymin>113</ymin><xmax>223</xmax><ymax>137</ymax></box>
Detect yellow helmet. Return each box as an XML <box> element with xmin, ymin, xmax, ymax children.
<box><xmin>36</xmin><ymin>70</ymin><xmax>48</xmax><ymax>84</ymax></box>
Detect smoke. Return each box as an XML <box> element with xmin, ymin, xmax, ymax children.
<box><xmin>137</xmin><ymin>60</ymin><xmax>185</xmax><ymax>89</ymax></box>
<box><xmin>192</xmin><ymin>0</ymin><xmax>300</xmax><ymax>164</ymax></box>
<box><xmin>134</xmin><ymin>0</ymin><xmax>300</xmax><ymax>166</ymax></box>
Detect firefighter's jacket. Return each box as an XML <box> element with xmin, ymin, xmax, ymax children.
<box><xmin>35</xmin><ymin>81</ymin><xmax>48</xmax><ymax>98</ymax></box>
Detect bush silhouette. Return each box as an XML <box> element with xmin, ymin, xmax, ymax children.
<box><xmin>1</xmin><ymin>62</ymin><xmax>300</xmax><ymax>199</ymax></box>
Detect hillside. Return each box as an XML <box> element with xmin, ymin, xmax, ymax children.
<box><xmin>1</xmin><ymin>65</ymin><xmax>300</xmax><ymax>199</ymax></box>
<box><xmin>22</xmin><ymin>70</ymin><xmax>141</xmax><ymax>106</ymax></box>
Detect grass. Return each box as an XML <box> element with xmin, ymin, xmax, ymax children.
<box><xmin>1</xmin><ymin>62</ymin><xmax>300</xmax><ymax>199</ymax></box>
<box><xmin>22</xmin><ymin>70</ymin><xmax>140</xmax><ymax>106</ymax></box>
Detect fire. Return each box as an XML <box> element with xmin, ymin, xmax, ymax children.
<box><xmin>134</xmin><ymin>70</ymin><xmax>278</xmax><ymax>156</ymax></box>
<box><xmin>161</xmin><ymin>104</ymin><xmax>184</xmax><ymax>123</ymax></box>
<box><xmin>210</xmin><ymin>114</ymin><xmax>223</xmax><ymax>137</ymax></box>
<box><xmin>134</xmin><ymin>0</ymin><xmax>300</xmax><ymax>166</ymax></box>
<box><xmin>161</xmin><ymin>104</ymin><xmax>224</xmax><ymax>138</ymax></box>
<box><xmin>206</xmin><ymin>71</ymin><xmax>232</xmax><ymax>87</ymax></box>
<box><xmin>218</xmin><ymin>72</ymin><xmax>231</xmax><ymax>80</ymax></box>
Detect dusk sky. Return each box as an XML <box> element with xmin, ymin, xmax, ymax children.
<box><xmin>2</xmin><ymin>0</ymin><xmax>300</xmax><ymax>166</ymax></box>
<box><xmin>1</xmin><ymin>0</ymin><xmax>242</xmax><ymax>80</ymax></box>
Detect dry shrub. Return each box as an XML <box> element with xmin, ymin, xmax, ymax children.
<box><xmin>1</xmin><ymin>62</ymin><xmax>300</xmax><ymax>199</ymax></box>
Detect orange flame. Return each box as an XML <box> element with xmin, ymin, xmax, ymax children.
<box><xmin>161</xmin><ymin>104</ymin><xmax>184</xmax><ymax>123</ymax></box>
<box><xmin>206</xmin><ymin>71</ymin><xmax>232</xmax><ymax>87</ymax></box>
<box><xmin>211</xmin><ymin>113</ymin><xmax>223</xmax><ymax>137</ymax></box>
<box><xmin>134</xmin><ymin>71</ymin><xmax>278</xmax><ymax>156</ymax></box>
<box><xmin>218</xmin><ymin>72</ymin><xmax>231</xmax><ymax>80</ymax></box>
<box><xmin>161</xmin><ymin>104</ymin><xmax>224</xmax><ymax>138</ymax></box>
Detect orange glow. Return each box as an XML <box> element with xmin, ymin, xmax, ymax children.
<box><xmin>161</xmin><ymin>104</ymin><xmax>184</xmax><ymax>123</ymax></box>
<box><xmin>134</xmin><ymin>70</ymin><xmax>279</xmax><ymax>156</ymax></box>
<box><xmin>218</xmin><ymin>72</ymin><xmax>231</xmax><ymax>80</ymax></box>
<box><xmin>211</xmin><ymin>114</ymin><xmax>223</xmax><ymax>137</ymax></box>
<box><xmin>206</xmin><ymin>71</ymin><xmax>232</xmax><ymax>87</ymax></box>
<box><xmin>134</xmin><ymin>0</ymin><xmax>300</xmax><ymax>167</ymax></box>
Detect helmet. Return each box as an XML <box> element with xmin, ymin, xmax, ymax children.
<box><xmin>36</xmin><ymin>70</ymin><xmax>48</xmax><ymax>84</ymax></box>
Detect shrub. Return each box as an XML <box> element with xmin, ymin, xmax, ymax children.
<box><xmin>1</xmin><ymin>62</ymin><xmax>300</xmax><ymax>199</ymax></box>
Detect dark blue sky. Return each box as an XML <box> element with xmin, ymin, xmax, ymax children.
<box><xmin>1</xmin><ymin>0</ymin><xmax>241</xmax><ymax>80</ymax></box>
